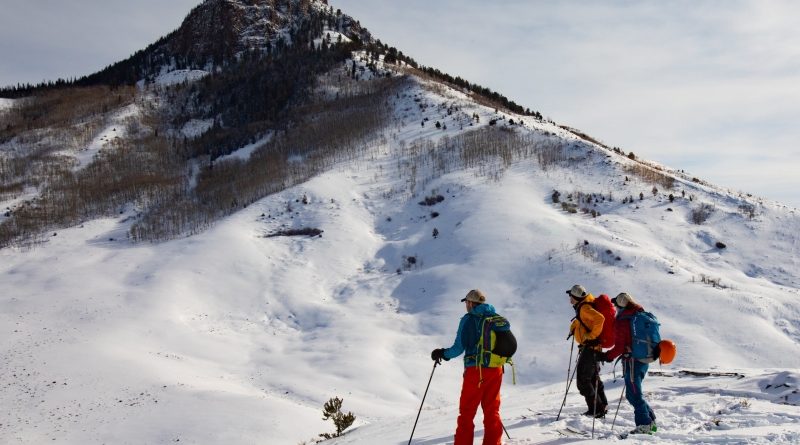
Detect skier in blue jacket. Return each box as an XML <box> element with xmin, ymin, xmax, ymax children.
<box><xmin>431</xmin><ymin>289</ymin><xmax>504</xmax><ymax>445</ymax></box>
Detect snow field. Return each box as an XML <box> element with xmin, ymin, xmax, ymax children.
<box><xmin>1</xmin><ymin>74</ymin><xmax>799</xmax><ymax>444</ymax></box>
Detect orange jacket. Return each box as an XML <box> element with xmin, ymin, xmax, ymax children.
<box><xmin>569</xmin><ymin>294</ymin><xmax>605</xmax><ymax>350</ymax></box>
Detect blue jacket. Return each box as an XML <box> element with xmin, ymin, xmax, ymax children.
<box><xmin>443</xmin><ymin>304</ymin><xmax>498</xmax><ymax>367</ymax></box>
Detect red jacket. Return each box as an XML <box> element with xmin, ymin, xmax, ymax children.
<box><xmin>605</xmin><ymin>304</ymin><xmax>643</xmax><ymax>362</ymax></box>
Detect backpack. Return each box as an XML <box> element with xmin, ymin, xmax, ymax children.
<box><xmin>619</xmin><ymin>311</ymin><xmax>661</xmax><ymax>363</ymax></box>
<box><xmin>593</xmin><ymin>294</ymin><xmax>617</xmax><ymax>348</ymax></box>
<box><xmin>575</xmin><ymin>294</ymin><xmax>617</xmax><ymax>348</ymax></box>
<box><xmin>476</xmin><ymin>314</ymin><xmax>517</xmax><ymax>368</ymax></box>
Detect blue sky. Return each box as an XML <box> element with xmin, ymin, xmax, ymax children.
<box><xmin>1</xmin><ymin>0</ymin><xmax>798</xmax><ymax>208</ymax></box>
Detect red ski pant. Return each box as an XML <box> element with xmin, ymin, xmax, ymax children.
<box><xmin>454</xmin><ymin>366</ymin><xmax>503</xmax><ymax>445</ymax></box>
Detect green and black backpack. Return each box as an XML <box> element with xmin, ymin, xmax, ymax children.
<box><xmin>477</xmin><ymin>314</ymin><xmax>517</xmax><ymax>368</ymax></box>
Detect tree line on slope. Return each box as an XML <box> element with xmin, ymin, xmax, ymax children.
<box><xmin>0</xmin><ymin>71</ymin><xmax>400</xmax><ymax>247</ymax></box>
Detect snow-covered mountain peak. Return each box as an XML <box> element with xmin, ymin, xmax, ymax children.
<box><xmin>2</xmin><ymin>2</ymin><xmax>800</xmax><ymax>444</ymax></box>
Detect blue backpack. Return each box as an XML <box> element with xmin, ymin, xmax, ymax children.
<box><xmin>620</xmin><ymin>311</ymin><xmax>661</xmax><ymax>363</ymax></box>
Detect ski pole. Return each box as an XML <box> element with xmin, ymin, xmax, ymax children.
<box><xmin>556</xmin><ymin>352</ymin><xmax>580</xmax><ymax>421</ymax></box>
<box><xmin>611</xmin><ymin>360</ymin><xmax>629</xmax><ymax>432</ymax></box>
<box><xmin>502</xmin><ymin>422</ymin><xmax>511</xmax><ymax>440</ymax></box>
<box><xmin>564</xmin><ymin>339</ymin><xmax>575</xmax><ymax>389</ymax></box>
<box><xmin>408</xmin><ymin>360</ymin><xmax>439</xmax><ymax>445</ymax></box>
<box><xmin>556</xmin><ymin>341</ymin><xmax>575</xmax><ymax>420</ymax></box>
<box><xmin>591</xmin><ymin>368</ymin><xmax>599</xmax><ymax>439</ymax></box>
<box><xmin>556</xmin><ymin>344</ymin><xmax>580</xmax><ymax>421</ymax></box>
<box><xmin>611</xmin><ymin>384</ymin><xmax>625</xmax><ymax>431</ymax></box>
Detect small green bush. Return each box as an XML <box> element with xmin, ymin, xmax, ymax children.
<box><xmin>319</xmin><ymin>397</ymin><xmax>355</xmax><ymax>440</ymax></box>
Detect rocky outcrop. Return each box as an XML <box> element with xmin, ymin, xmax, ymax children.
<box><xmin>167</xmin><ymin>0</ymin><xmax>369</xmax><ymax>65</ymax></box>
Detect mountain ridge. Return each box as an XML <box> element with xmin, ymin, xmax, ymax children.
<box><xmin>1</xmin><ymin>2</ymin><xmax>800</xmax><ymax>444</ymax></box>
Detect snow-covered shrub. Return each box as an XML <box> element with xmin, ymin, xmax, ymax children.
<box><xmin>561</xmin><ymin>202</ymin><xmax>578</xmax><ymax>213</ymax></box>
<box><xmin>691</xmin><ymin>203</ymin><xmax>715</xmax><ymax>224</ymax></box>
<box><xmin>402</xmin><ymin>255</ymin><xmax>420</xmax><ymax>271</ymax></box>
<box><xmin>575</xmin><ymin>239</ymin><xmax>619</xmax><ymax>265</ymax></box>
<box><xmin>418</xmin><ymin>194</ymin><xmax>444</xmax><ymax>206</ymax></box>
<box><xmin>738</xmin><ymin>202</ymin><xmax>756</xmax><ymax>219</ymax></box>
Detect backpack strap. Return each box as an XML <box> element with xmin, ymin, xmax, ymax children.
<box><xmin>573</xmin><ymin>301</ymin><xmax>591</xmax><ymax>333</ymax></box>
<box><xmin>477</xmin><ymin>315</ymin><xmax>489</xmax><ymax>387</ymax></box>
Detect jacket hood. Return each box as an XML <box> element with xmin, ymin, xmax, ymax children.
<box><xmin>618</xmin><ymin>303</ymin><xmax>644</xmax><ymax>317</ymax></box>
<box><xmin>470</xmin><ymin>303</ymin><xmax>497</xmax><ymax>317</ymax></box>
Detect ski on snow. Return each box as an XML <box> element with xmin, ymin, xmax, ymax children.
<box><xmin>556</xmin><ymin>425</ymin><xmax>590</xmax><ymax>437</ymax></box>
<box><xmin>557</xmin><ymin>426</ymin><xmax>653</xmax><ymax>440</ymax></box>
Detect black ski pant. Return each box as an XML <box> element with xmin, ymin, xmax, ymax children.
<box><xmin>576</xmin><ymin>346</ymin><xmax>608</xmax><ymax>413</ymax></box>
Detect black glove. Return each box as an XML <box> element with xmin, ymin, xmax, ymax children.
<box><xmin>599</xmin><ymin>352</ymin><xmax>612</xmax><ymax>363</ymax></box>
<box><xmin>431</xmin><ymin>348</ymin><xmax>447</xmax><ymax>363</ymax></box>
<box><xmin>583</xmin><ymin>337</ymin><xmax>601</xmax><ymax>347</ymax></box>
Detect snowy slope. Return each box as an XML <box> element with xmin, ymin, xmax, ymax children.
<box><xmin>1</xmin><ymin>77</ymin><xmax>800</xmax><ymax>445</ymax></box>
<box><xmin>331</xmin><ymin>369</ymin><xmax>800</xmax><ymax>444</ymax></box>
<box><xmin>0</xmin><ymin>98</ymin><xmax>16</xmax><ymax>111</ymax></box>
<box><xmin>71</xmin><ymin>103</ymin><xmax>139</xmax><ymax>168</ymax></box>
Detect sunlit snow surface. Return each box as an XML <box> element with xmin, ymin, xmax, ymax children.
<box><xmin>1</xmin><ymin>74</ymin><xmax>799</xmax><ymax>444</ymax></box>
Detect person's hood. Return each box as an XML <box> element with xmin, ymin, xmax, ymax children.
<box><xmin>618</xmin><ymin>303</ymin><xmax>644</xmax><ymax>317</ymax></box>
<box><xmin>470</xmin><ymin>303</ymin><xmax>497</xmax><ymax>316</ymax></box>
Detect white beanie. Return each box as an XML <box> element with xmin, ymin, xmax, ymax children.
<box><xmin>613</xmin><ymin>292</ymin><xmax>637</xmax><ymax>308</ymax></box>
